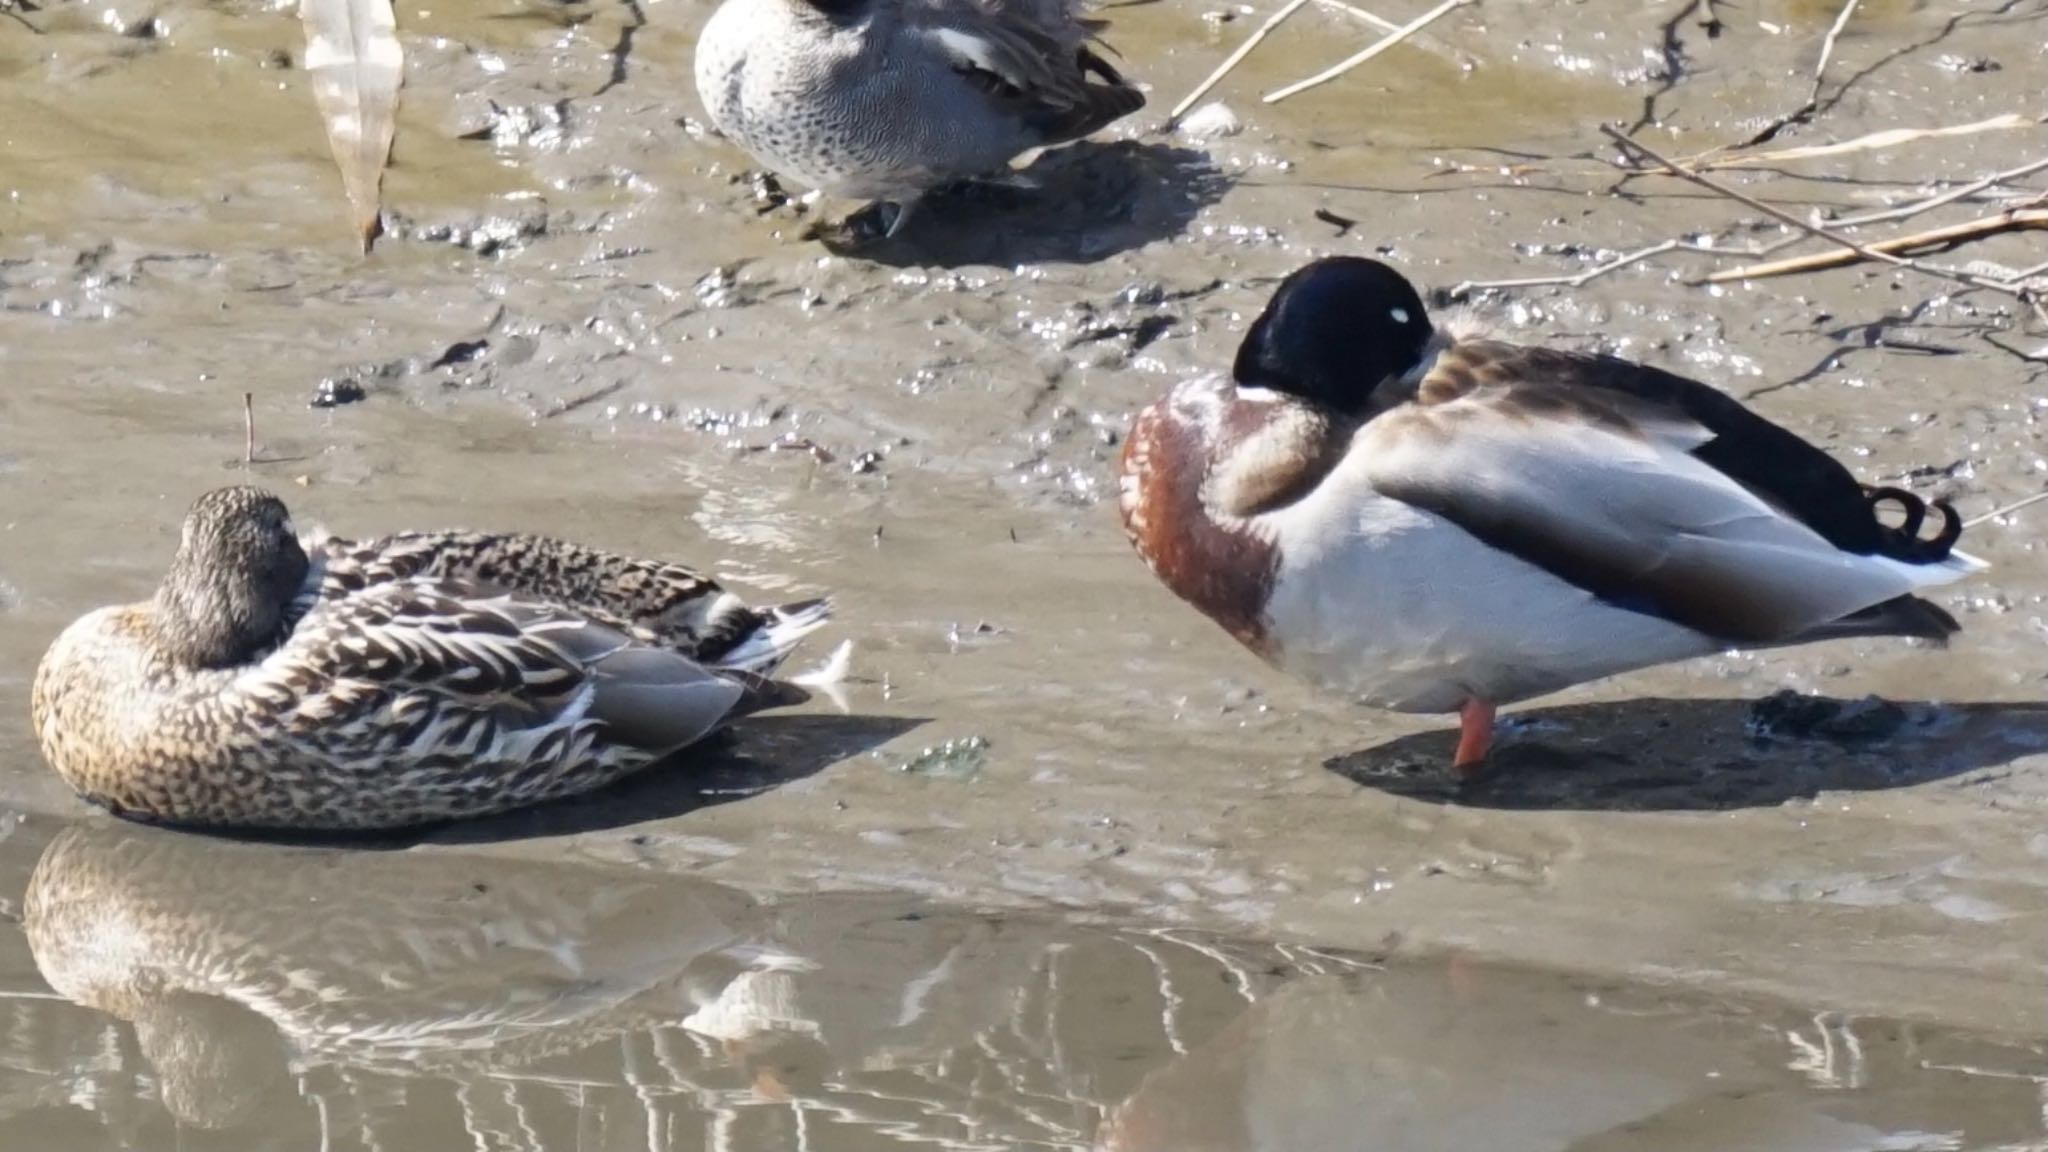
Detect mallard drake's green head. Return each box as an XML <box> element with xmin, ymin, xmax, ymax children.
<box><xmin>1232</xmin><ymin>257</ymin><xmax>1435</xmax><ymax>417</ymax></box>
<box><xmin>153</xmin><ymin>486</ymin><xmax>309</xmax><ymax>670</ymax></box>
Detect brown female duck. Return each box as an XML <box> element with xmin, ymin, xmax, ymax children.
<box><xmin>31</xmin><ymin>486</ymin><xmax>832</xmax><ymax>830</ymax></box>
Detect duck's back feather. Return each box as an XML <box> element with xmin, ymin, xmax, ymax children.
<box><xmin>303</xmin><ymin>530</ymin><xmax>823</xmax><ymax>674</ymax></box>
<box><xmin>913</xmin><ymin>0</ymin><xmax>1143</xmax><ymax>142</ymax></box>
<box><xmin>1413</xmin><ymin>341</ymin><xmax>1961</xmax><ymax>561</ymax></box>
<box><xmin>255</xmin><ymin>579</ymin><xmax>743</xmax><ymax>760</ymax></box>
<box><xmin>1360</xmin><ymin>340</ymin><xmax>1978</xmax><ymax>645</ymax></box>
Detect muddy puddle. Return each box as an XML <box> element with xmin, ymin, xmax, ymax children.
<box><xmin>3</xmin><ymin>0</ymin><xmax>2048</xmax><ymax>1106</ymax></box>
<box><xmin>0</xmin><ymin>816</ymin><xmax>2044</xmax><ymax>1151</ymax></box>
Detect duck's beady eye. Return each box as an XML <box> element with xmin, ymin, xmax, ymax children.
<box><xmin>1389</xmin><ymin>308</ymin><xmax>1411</xmax><ymax>325</ymax></box>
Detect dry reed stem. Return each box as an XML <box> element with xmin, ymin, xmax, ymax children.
<box><xmin>1709</xmin><ymin>209</ymin><xmax>2048</xmax><ymax>283</ymax></box>
<box><xmin>1602</xmin><ymin>126</ymin><xmax>2032</xmax><ymax>303</ymax></box>
<box><xmin>1165</xmin><ymin>0</ymin><xmax>1315</xmax><ymax>129</ymax></box>
<box><xmin>1262</xmin><ymin>0</ymin><xmax>1473</xmax><ymax>104</ymax></box>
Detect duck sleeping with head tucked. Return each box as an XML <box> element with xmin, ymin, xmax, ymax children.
<box><xmin>693</xmin><ymin>0</ymin><xmax>1146</xmax><ymax>239</ymax></box>
<box><xmin>32</xmin><ymin>486</ymin><xmax>834</xmax><ymax>831</ymax></box>
<box><xmin>1119</xmin><ymin>257</ymin><xmax>1983</xmax><ymax>778</ymax></box>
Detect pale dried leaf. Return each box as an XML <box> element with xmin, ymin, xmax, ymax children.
<box><xmin>301</xmin><ymin>0</ymin><xmax>402</xmax><ymax>251</ymax></box>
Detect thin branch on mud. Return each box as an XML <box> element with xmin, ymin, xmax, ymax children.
<box><xmin>243</xmin><ymin>392</ymin><xmax>256</xmax><ymax>467</ymax></box>
<box><xmin>545</xmin><ymin>379</ymin><xmax>628</xmax><ymax>419</ymax></box>
<box><xmin>1263</xmin><ymin>0</ymin><xmax>1473</xmax><ymax>104</ymax></box>
<box><xmin>1707</xmin><ymin>209</ymin><xmax>2048</xmax><ymax>283</ymax></box>
<box><xmin>1450</xmin><ymin>240</ymin><xmax>1703</xmax><ymax>294</ymax></box>
<box><xmin>1723</xmin><ymin>0</ymin><xmax>1861</xmax><ymax>152</ymax></box>
<box><xmin>1310</xmin><ymin>0</ymin><xmax>1465</xmax><ymax>60</ymax></box>
<box><xmin>1601</xmin><ymin>126</ymin><xmax>2033</xmax><ymax>303</ymax></box>
<box><xmin>1690</xmin><ymin>114</ymin><xmax>2037</xmax><ymax>173</ymax></box>
<box><xmin>1165</xmin><ymin>0</ymin><xmax>1314</xmax><ymax>129</ymax></box>
<box><xmin>1831</xmin><ymin>154</ymin><xmax>2048</xmax><ymax>228</ymax></box>
<box><xmin>1966</xmin><ymin>489</ymin><xmax>2048</xmax><ymax>529</ymax></box>
<box><xmin>1312</xmin><ymin>0</ymin><xmax>1401</xmax><ymax>34</ymax></box>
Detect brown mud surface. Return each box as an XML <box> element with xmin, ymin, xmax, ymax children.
<box><xmin>3</xmin><ymin>0</ymin><xmax>2048</xmax><ymax>1136</ymax></box>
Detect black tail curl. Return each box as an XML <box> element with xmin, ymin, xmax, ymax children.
<box><xmin>1863</xmin><ymin>486</ymin><xmax>1963</xmax><ymax>563</ymax></box>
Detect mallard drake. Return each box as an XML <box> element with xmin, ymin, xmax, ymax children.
<box><xmin>1118</xmin><ymin>257</ymin><xmax>1984</xmax><ymax>777</ymax></box>
<box><xmin>31</xmin><ymin>486</ymin><xmax>833</xmax><ymax>830</ymax></box>
<box><xmin>693</xmin><ymin>0</ymin><xmax>1145</xmax><ymax>237</ymax></box>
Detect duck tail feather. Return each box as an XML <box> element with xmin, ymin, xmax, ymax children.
<box><xmin>1797</xmin><ymin>594</ymin><xmax>1961</xmax><ymax>647</ymax></box>
<box><xmin>707</xmin><ymin>598</ymin><xmax>834</xmax><ymax>677</ymax></box>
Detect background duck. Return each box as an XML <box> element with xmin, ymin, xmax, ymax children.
<box><xmin>1119</xmin><ymin>257</ymin><xmax>1984</xmax><ymax>780</ymax></box>
<box><xmin>30</xmin><ymin>486</ymin><xmax>833</xmax><ymax>831</ymax></box>
<box><xmin>693</xmin><ymin>0</ymin><xmax>1145</xmax><ymax>239</ymax></box>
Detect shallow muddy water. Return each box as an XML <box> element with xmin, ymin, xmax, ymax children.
<box><xmin>5</xmin><ymin>816</ymin><xmax>2048</xmax><ymax>1151</ymax></box>
<box><xmin>2</xmin><ymin>0</ymin><xmax>2048</xmax><ymax>1120</ymax></box>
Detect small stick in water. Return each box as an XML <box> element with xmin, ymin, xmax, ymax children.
<box><xmin>1166</xmin><ymin>0</ymin><xmax>1313</xmax><ymax>130</ymax></box>
<box><xmin>244</xmin><ymin>392</ymin><xmax>255</xmax><ymax>467</ymax></box>
<box><xmin>1966</xmin><ymin>489</ymin><xmax>2048</xmax><ymax>529</ymax></box>
<box><xmin>1263</xmin><ymin>0</ymin><xmax>1472</xmax><ymax>105</ymax></box>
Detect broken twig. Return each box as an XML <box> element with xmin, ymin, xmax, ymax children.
<box><xmin>1313</xmin><ymin>0</ymin><xmax>1400</xmax><ymax>34</ymax></box>
<box><xmin>243</xmin><ymin>392</ymin><xmax>256</xmax><ymax>467</ymax></box>
<box><xmin>1263</xmin><ymin>0</ymin><xmax>1472</xmax><ymax>104</ymax></box>
<box><xmin>1709</xmin><ymin>209</ymin><xmax>2048</xmax><ymax>283</ymax></box>
<box><xmin>1166</xmin><ymin>0</ymin><xmax>1314</xmax><ymax>130</ymax></box>
<box><xmin>1692</xmin><ymin>114</ymin><xmax>2037</xmax><ymax>172</ymax></box>
<box><xmin>1601</xmin><ymin>126</ymin><xmax>2033</xmax><ymax>302</ymax></box>
<box><xmin>1966</xmin><ymin>489</ymin><xmax>2048</xmax><ymax>529</ymax></box>
<box><xmin>1311</xmin><ymin>0</ymin><xmax>1463</xmax><ymax>61</ymax></box>
<box><xmin>1830</xmin><ymin>154</ymin><xmax>2048</xmax><ymax>229</ymax></box>
<box><xmin>1451</xmin><ymin>240</ymin><xmax>1698</xmax><ymax>294</ymax></box>
<box><xmin>1722</xmin><ymin>0</ymin><xmax>1860</xmax><ymax>152</ymax></box>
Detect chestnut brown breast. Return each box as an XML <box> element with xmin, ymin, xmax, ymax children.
<box><xmin>1117</xmin><ymin>389</ymin><xmax>1289</xmax><ymax>655</ymax></box>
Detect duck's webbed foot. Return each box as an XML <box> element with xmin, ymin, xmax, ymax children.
<box><xmin>1451</xmin><ymin>697</ymin><xmax>1498</xmax><ymax>784</ymax></box>
<box><xmin>807</xmin><ymin>197</ymin><xmax>922</xmax><ymax>248</ymax></box>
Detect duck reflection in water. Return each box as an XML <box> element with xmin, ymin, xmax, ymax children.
<box><xmin>22</xmin><ymin>823</ymin><xmax>757</xmax><ymax>1135</ymax></box>
<box><xmin>15</xmin><ymin>824</ymin><xmax>2046</xmax><ymax>1150</ymax></box>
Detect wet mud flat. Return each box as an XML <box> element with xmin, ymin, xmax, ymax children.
<box><xmin>1</xmin><ymin>0</ymin><xmax>2047</xmax><ymax>1099</ymax></box>
<box><xmin>4</xmin><ymin>815</ymin><xmax>2048</xmax><ymax>1150</ymax></box>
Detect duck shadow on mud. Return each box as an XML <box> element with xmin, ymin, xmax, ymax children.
<box><xmin>1327</xmin><ymin>693</ymin><xmax>2048</xmax><ymax>812</ymax></box>
<box><xmin>820</xmin><ymin>141</ymin><xmax>1229</xmax><ymax>268</ymax></box>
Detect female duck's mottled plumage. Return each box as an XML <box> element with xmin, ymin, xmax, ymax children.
<box><xmin>694</xmin><ymin>0</ymin><xmax>1145</xmax><ymax>235</ymax></box>
<box><xmin>1120</xmin><ymin>257</ymin><xmax>1983</xmax><ymax>775</ymax></box>
<box><xmin>31</xmin><ymin>487</ymin><xmax>831</xmax><ymax>830</ymax></box>
<box><xmin>299</xmin><ymin>527</ymin><xmax>830</xmax><ymax>674</ymax></box>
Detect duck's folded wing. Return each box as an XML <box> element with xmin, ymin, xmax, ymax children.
<box><xmin>1356</xmin><ymin>371</ymin><xmax>1969</xmax><ymax>644</ymax></box>
<box><xmin>927</xmin><ymin>21</ymin><xmax>1085</xmax><ymax>101</ymax></box>
<box><xmin>918</xmin><ymin>2</ymin><xmax>1142</xmax><ymax>136</ymax></box>
<box><xmin>240</xmin><ymin>579</ymin><xmax>743</xmax><ymax>759</ymax></box>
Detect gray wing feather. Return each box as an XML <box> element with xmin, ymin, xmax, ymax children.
<box><xmin>583</xmin><ymin>646</ymin><xmax>744</xmax><ymax>752</ymax></box>
<box><xmin>1358</xmin><ymin>395</ymin><xmax>1959</xmax><ymax>643</ymax></box>
<box><xmin>916</xmin><ymin>0</ymin><xmax>1143</xmax><ymax>141</ymax></box>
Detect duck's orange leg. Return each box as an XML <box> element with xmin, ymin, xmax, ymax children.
<box><xmin>1452</xmin><ymin>698</ymin><xmax>1497</xmax><ymax>778</ymax></box>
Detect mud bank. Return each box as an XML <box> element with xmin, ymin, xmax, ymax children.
<box><xmin>1</xmin><ymin>0</ymin><xmax>2046</xmax><ymax>1045</ymax></box>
